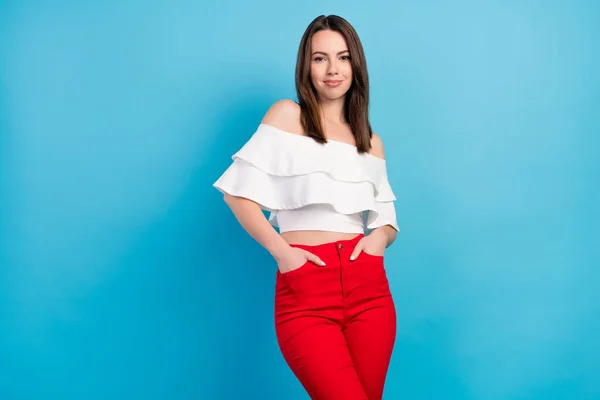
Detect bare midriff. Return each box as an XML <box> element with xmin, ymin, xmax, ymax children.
<box><xmin>280</xmin><ymin>230</ymin><xmax>361</xmax><ymax>246</ymax></box>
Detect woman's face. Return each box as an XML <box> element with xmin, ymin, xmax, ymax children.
<box><xmin>309</xmin><ymin>29</ymin><xmax>353</xmax><ymax>101</ymax></box>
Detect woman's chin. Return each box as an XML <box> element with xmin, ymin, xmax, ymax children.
<box><xmin>317</xmin><ymin>91</ymin><xmax>349</xmax><ymax>101</ymax></box>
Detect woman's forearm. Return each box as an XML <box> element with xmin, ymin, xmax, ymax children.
<box><xmin>370</xmin><ymin>225</ymin><xmax>397</xmax><ymax>248</ymax></box>
<box><xmin>223</xmin><ymin>193</ymin><xmax>291</xmax><ymax>260</ymax></box>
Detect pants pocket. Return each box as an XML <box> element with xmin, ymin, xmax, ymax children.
<box><xmin>280</xmin><ymin>260</ymin><xmax>311</xmax><ymax>277</ymax></box>
<box><xmin>281</xmin><ymin>260</ymin><xmax>312</xmax><ymax>296</ymax></box>
<box><xmin>361</xmin><ymin>250</ymin><xmax>384</xmax><ymax>261</ymax></box>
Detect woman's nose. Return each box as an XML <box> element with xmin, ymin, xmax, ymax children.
<box><xmin>327</xmin><ymin>60</ymin><xmax>339</xmax><ymax>75</ymax></box>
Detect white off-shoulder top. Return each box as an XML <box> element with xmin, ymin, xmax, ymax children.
<box><xmin>213</xmin><ymin>123</ymin><xmax>399</xmax><ymax>234</ymax></box>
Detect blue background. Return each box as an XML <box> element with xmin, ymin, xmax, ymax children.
<box><xmin>1</xmin><ymin>1</ymin><xmax>598</xmax><ymax>399</ymax></box>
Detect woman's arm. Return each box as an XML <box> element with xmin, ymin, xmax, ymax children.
<box><xmin>367</xmin><ymin>132</ymin><xmax>398</xmax><ymax>248</ymax></box>
<box><xmin>223</xmin><ymin>193</ymin><xmax>291</xmax><ymax>260</ymax></box>
<box><xmin>369</xmin><ymin>225</ymin><xmax>397</xmax><ymax>248</ymax></box>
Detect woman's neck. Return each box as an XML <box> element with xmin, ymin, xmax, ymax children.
<box><xmin>318</xmin><ymin>96</ymin><xmax>347</xmax><ymax>125</ymax></box>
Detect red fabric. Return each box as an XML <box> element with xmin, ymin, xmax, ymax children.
<box><xmin>275</xmin><ymin>234</ymin><xmax>396</xmax><ymax>400</ymax></box>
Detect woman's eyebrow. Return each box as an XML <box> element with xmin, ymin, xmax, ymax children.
<box><xmin>311</xmin><ymin>50</ymin><xmax>349</xmax><ymax>56</ymax></box>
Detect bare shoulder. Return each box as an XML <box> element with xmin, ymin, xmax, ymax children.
<box><xmin>261</xmin><ymin>99</ymin><xmax>304</xmax><ymax>135</ymax></box>
<box><xmin>369</xmin><ymin>132</ymin><xmax>386</xmax><ymax>160</ymax></box>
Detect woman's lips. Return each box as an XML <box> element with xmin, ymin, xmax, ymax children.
<box><xmin>324</xmin><ymin>80</ymin><xmax>343</xmax><ymax>87</ymax></box>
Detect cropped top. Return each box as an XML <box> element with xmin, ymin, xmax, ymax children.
<box><xmin>212</xmin><ymin>123</ymin><xmax>399</xmax><ymax>234</ymax></box>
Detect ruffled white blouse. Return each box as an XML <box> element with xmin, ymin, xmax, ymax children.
<box><xmin>213</xmin><ymin>123</ymin><xmax>399</xmax><ymax>233</ymax></box>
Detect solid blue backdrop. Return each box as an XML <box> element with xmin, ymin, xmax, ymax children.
<box><xmin>1</xmin><ymin>1</ymin><xmax>598</xmax><ymax>399</ymax></box>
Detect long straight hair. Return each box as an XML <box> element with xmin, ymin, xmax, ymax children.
<box><xmin>295</xmin><ymin>15</ymin><xmax>373</xmax><ymax>153</ymax></box>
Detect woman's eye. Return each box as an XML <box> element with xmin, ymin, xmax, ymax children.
<box><xmin>313</xmin><ymin>55</ymin><xmax>350</xmax><ymax>62</ymax></box>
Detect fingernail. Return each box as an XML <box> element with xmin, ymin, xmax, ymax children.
<box><xmin>320</xmin><ymin>261</ymin><xmax>326</xmax><ymax>266</ymax></box>
<box><xmin>350</xmin><ymin>255</ymin><xmax>356</xmax><ymax>261</ymax></box>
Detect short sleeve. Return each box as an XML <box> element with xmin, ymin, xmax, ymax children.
<box><xmin>366</xmin><ymin>201</ymin><xmax>399</xmax><ymax>232</ymax></box>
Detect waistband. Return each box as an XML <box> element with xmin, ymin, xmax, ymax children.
<box><xmin>288</xmin><ymin>234</ymin><xmax>364</xmax><ymax>257</ymax></box>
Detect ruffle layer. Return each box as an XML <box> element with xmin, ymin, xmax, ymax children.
<box><xmin>213</xmin><ymin>124</ymin><xmax>399</xmax><ymax>231</ymax></box>
<box><xmin>232</xmin><ymin>124</ymin><xmax>396</xmax><ymax>202</ymax></box>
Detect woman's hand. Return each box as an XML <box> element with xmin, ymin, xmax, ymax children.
<box><xmin>275</xmin><ymin>246</ymin><xmax>326</xmax><ymax>274</ymax></box>
<box><xmin>349</xmin><ymin>230</ymin><xmax>388</xmax><ymax>260</ymax></box>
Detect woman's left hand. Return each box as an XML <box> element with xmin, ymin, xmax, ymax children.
<box><xmin>349</xmin><ymin>230</ymin><xmax>388</xmax><ymax>260</ymax></box>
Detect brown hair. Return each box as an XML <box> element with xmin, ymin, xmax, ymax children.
<box><xmin>295</xmin><ymin>15</ymin><xmax>373</xmax><ymax>153</ymax></box>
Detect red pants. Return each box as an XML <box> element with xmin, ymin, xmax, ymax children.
<box><xmin>274</xmin><ymin>234</ymin><xmax>396</xmax><ymax>400</ymax></box>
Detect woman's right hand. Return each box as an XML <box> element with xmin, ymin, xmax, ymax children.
<box><xmin>275</xmin><ymin>247</ymin><xmax>326</xmax><ymax>274</ymax></box>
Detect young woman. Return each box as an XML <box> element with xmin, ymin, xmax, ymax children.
<box><xmin>213</xmin><ymin>14</ymin><xmax>399</xmax><ymax>400</ymax></box>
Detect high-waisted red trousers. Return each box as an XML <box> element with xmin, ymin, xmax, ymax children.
<box><xmin>274</xmin><ymin>233</ymin><xmax>396</xmax><ymax>400</ymax></box>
